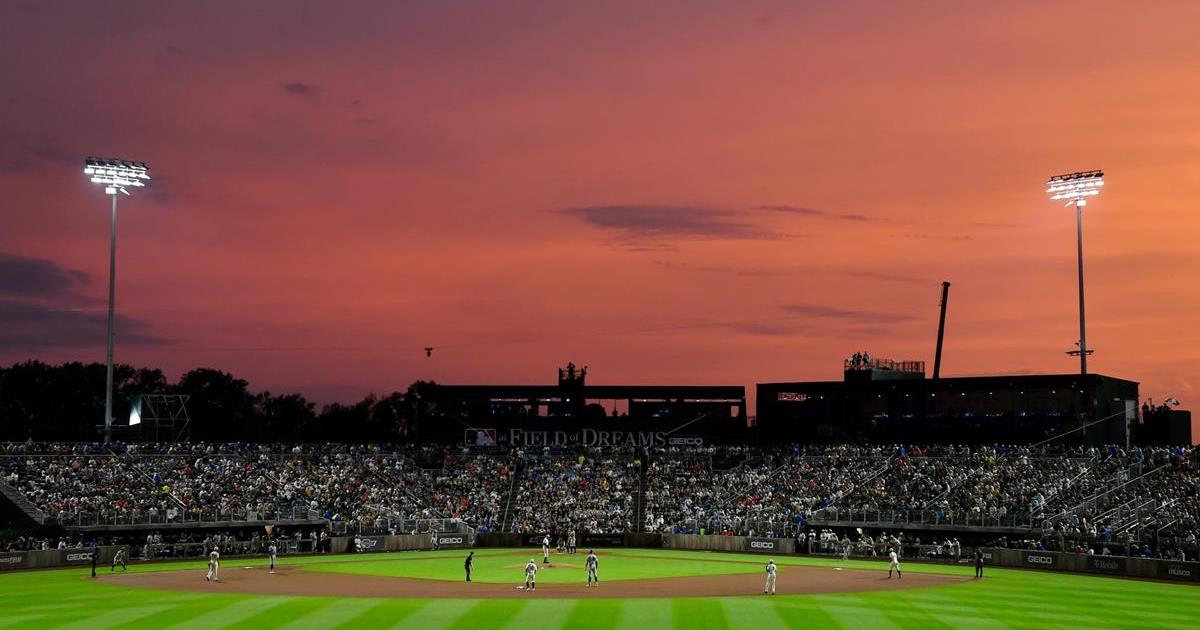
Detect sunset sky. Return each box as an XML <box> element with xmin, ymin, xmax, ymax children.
<box><xmin>2</xmin><ymin>0</ymin><xmax>1198</xmax><ymax>410</ymax></box>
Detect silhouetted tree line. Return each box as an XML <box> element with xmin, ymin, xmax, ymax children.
<box><xmin>0</xmin><ymin>361</ymin><xmax>436</xmax><ymax>442</ymax></box>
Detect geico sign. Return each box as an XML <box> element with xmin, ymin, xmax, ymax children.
<box><xmin>438</xmin><ymin>537</ymin><xmax>464</xmax><ymax>545</ymax></box>
<box><xmin>668</xmin><ymin>437</ymin><xmax>704</xmax><ymax>446</ymax></box>
<box><xmin>749</xmin><ymin>541</ymin><xmax>775</xmax><ymax>549</ymax></box>
<box><xmin>1026</xmin><ymin>555</ymin><xmax>1054</xmax><ymax>565</ymax></box>
<box><xmin>66</xmin><ymin>553</ymin><xmax>94</xmax><ymax>561</ymax></box>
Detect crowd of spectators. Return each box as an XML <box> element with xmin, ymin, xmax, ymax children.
<box><xmin>1</xmin><ymin>441</ymin><xmax>1196</xmax><ymax>560</ymax></box>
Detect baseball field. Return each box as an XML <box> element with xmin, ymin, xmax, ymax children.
<box><xmin>1</xmin><ymin>548</ymin><xmax>1197</xmax><ymax>629</ymax></box>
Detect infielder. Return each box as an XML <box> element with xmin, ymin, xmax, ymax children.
<box><xmin>585</xmin><ymin>549</ymin><xmax>599</xmax><ymax>586</ymax></box>
<box><xmin>524</xmin><ymin>558</ymin><xmax>538</xmax><ymax>591</ymax></box>
<box><xmin>887</xmin><ymin>548</ymin><xmax>902</xmax><ymax>579</ymax></box>
<box><xmin>206</xmin><ymin>546</ymin><xmax>221</xmax><ymax>582</ymax></box>
<box><xmin>465</xmin><ymin>551</ymin><xmax>474</xmax><ymax>582</ymax></box>
<box><xmin>764</xmin><ymin>559</ymin><xmax>777</xmax><ymax>594</ymax></box>
<box><xmin>268</xmin><ymin>542</ymin><xmax>277</xmax><ymax>574</ymax></box>
<box><xmin>542</xmin><ymin>535</ymin><xmax>550</xmax><ymax>564</ymax></box>
<box><xmin>111</xmin><ymin>547</ymin><xmax>127</xmax><ymax>572</ymax></box>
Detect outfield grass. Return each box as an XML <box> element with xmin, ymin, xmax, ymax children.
<box><xmin>0</xmin><ymin>548</ymin><xmax>1196</xmax><ymax>629</ymax></box>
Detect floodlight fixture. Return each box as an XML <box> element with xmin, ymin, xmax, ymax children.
<box><xmin>1047</xmin><ymin>170</ymin><xmax>1103</xmax><ymax>207</ymax></box>
<box><xmin>1046</xmin><ymin>169</ymin><xmax>1103</xmax><ymax>379</ymax></box>
<box><xmin>83</xmin><ymin>156</ymin><xmax>151</xmax><ymax>443</ymax></box>
<box><xmin>84</xmin><ymin>157</ymin><xmax>151</xmax><ymax>195</ymax></box>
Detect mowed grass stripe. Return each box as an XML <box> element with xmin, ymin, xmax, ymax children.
<box><xmin>770</xmin><ymin>599</ymin><xmax>845</xmax><ymax>629</ymax></box>
<box><xmin>501</xmin><ymin>599</ymin><xmax>576</xmax><ymax>630</ymax></box>
<box><xmin>720</xmin><ymin>596</ymin><xmax>788</xmax><ymax>630</ymax></box>
<box><xmin>222</xmin><ymin>597</ymin><xmax>323</xmax><ymax>629</ymax></box>
<box><xmin>811</xmin><ymin>595</ymin><xmax>902</xmax><ymax>630</ymax></box>
<box><xmin>162</xmin><ymin>598</ymin><xmax>275</xmax><ymax>629</ymax></box>
<box><xmin>276</xmin><ymin>598</ymin><xmax>385</xmax><ymax>629</ymax></box>
<box><xmin>616</xmin><ymin>599</ymin><xmax>672</xmax><ymax>630</ymax></box>
<box><xmin>559</xmin><ymin>598</ymin><xmax>622</xmax><ymax>630</ymax></box>
<box><xmin>446</xmin><ymin>599</ymin><xmax>525</xmax><ymax>630</ymax></box>
<box><xmin>56</xmin><ymin>605</ymin><xmax>172</xmax><ymax>630</ymax></box>
<box><xmin>389</xmin><ymin>598</ymin><xmax>477</xmax><ymax>630</ymax></box>
<box><xmin>672</xmin><ymin>597</ymin><xmax>727</xmax><ymax>630</ymax></box>
<box><xmin>331</xmin><ymin>599</ymin><xmax>428</xmax><ymax>629</ymax></box>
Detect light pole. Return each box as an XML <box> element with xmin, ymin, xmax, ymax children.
<box><xmin>1046</xmin><ymin>170</ymin><xmax>1103</xmax><ymax>376</ymax></box>
<box><xmin>84</xmin><ymin>157</ymin><xmax>151</xmax><ymax>443</ymax></box>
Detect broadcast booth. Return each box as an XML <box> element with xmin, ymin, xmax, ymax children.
<box><xmin>757</xmin><ymin>356</ymin><xmax>1140</xmax><ymax>445</ymax></box>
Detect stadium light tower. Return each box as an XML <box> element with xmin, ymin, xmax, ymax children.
<box><xmin>1046</xmin><ymin>169</ymin><xmax>1103</xmax><ymax>376</ymax></box>
<box><xmin>83</xmin><ymin>157</ymin><xmax>151</xmax><ymax>443</ymax></box>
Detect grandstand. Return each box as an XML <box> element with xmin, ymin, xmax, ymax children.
<box><xmin>2</xmin><ymin>441</ymin><xmax>1195</xmax><ymax>563</ymax></box>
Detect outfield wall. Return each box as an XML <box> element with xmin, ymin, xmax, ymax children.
<box><xmin>0</xmin><ymin>545</ymin><xmax>121</xmax><ymax>571</ymax></box>
<box><xmin>984</xmin><ymin>548</ymin><xmax>1199</xmax><ymax>582</ymax></box>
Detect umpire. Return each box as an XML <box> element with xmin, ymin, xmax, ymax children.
<box><xmin>465</xmin><ymin>551</ymin><xmax>474</xmax><ymax>582</ymax></box>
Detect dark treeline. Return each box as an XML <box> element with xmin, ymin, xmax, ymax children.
<box><xmin>0</xmin><ymin>361</ymin><xmax>435</xmax><ymax>442</ymax></box>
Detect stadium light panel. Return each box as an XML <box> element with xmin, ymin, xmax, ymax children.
<box><xmin>1046</xmin><ymin>170</ymin><xmax>1103</xmax><ymax>206</ymax></box>
<box><xmin>84</xmin><ymin>157</ymin><xmax>150</xmax><ymax>195</ymax></box>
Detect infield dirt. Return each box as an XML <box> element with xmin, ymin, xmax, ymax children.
<box><xmin>103</xmin><ymin>563</ymin><xmax>967</xmax><ymax>599</ymax></box>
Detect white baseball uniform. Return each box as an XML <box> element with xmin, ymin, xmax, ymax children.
<box><xmin>586</xmin><ymin>553</ymin><xmax>599</xmax><ymax>585</ymax></box>
<box><xmin>525</xmin><ymin>560</ymin><xmax>538</xmax><ymax>590</ymax></box>
<box><xmin>206</xmin><ymin>549</ymin><xmax>220</xmax><ymax>581</ymax></box>
<box><xmin>268</xmin><ymin>544</ymin><xmax>277</xmax><ymax>573</ymax></box>
<box><xmin>764</xmin><ymin>561</ymin><xmax>777</xmax><ymax>594</ymax></box>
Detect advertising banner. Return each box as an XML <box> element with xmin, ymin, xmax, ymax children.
<box><xmin>1088</xmin><ymin>556</ymin><xmax>1126</xmax><ymax>574</ymax></box>
<box><xmin>745</xmin><ymin>537</ymin><xmax>779</xmax><ymax>553</ymax></box>
<box><xmin>0</xmin><ymin>553</ymin><xmax>25</xmax><ymax>570</ymax></box>
<box><xmin>1162</xmin><ymin>562</ymin><xmax>1200</xmax><ymax>581</ymax></box>
<box><xmin>1023</xmin><ymin>551</ymin><xmax>1057</xmax><ymax>569</ymax></box>
<box><xmin>434</xmin><ymin>533</ymin><xmax>471</xmax><ymax>548</ymax></box>
<box><xmin>352</xmin><ymin>536</ymin><xmax>387</xmax><ymax>553</ymax></box>
<box><xmin>581</xmin><ymin>534</ymin><xmax>624</xmax><ymax>548</ymax></box>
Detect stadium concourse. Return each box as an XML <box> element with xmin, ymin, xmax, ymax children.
<box><xmin>1</xmin><ymin>442</ymin><xmax>1196</xmax><ymax>561</ymax></box>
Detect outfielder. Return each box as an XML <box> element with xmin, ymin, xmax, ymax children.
<box><xmin>542</xmin><ymin>535</ymin><xmax>550</xmax><ymax>564</ymax></box>
<box><xmin>206</xmin><ymin>546</ymin><xmax>220</xmax><ymax>582</ymax></box>
<box><xmin>887</xmin><ymin>548</ymin><xmax>902</xmax><ymax>579</ymax></box>
<box><xmin>764</xmin><ymin>559</ymin><xmax>777</xmax><ymax>594</ymax></box>
<box><xmin>585</xmin><ymin>549</ymin><xmax>599</xmax><ymax>586</ymax></box>
<box><xmin>524</xmin><ymin>558</ymin><xmax>538</xmax><ymax>591</ymax></box>
<box><xmin>268</xmin><ymin>542</ymin><xmax>277</xmax><ymax>574</ymax></box>
<box><xmin>111</xmin><ymin>547</ymin><xmax>127</xmax><ymax>572</ymax></box>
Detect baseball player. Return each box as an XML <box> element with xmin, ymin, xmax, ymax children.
<box><xmin>764</xmin><ymin>559</ymin><xmax>777</xmax><ymax>594</ymax></box>
<box><xmin>887</xmin><ymin>548</ymin><xmax>902</xmax><ymax>579</ymax></box>
<box><xmin>524</xmin><ymin>558</ymin><xmax>538</xmax><ymax>591</ymax></box>
<box><xmin>974</xmin><ymin>547</ymin><xmax>984</xmax><ymax>578</ymax></box>
<box><xmin>542</xmin><ymin>535</ymin><xmax>550</xmax><ymax>564</ymax></box>
<box><xmin>840</xmin><ymin>537</ymin><xmax>850</xmax><ymax>561</ymax></box>
<box><xmin>111</xmin><ymin>547</ymin><xmax>127</xmax><ymax>572</ymax></box>
<box><xmin>568</xmin><ymin>530</ymin><xmax>577</xmax><ymax>554</ymax></box>
<box><xmin>431</xmin><ymin>531</ymin><xmax>440</xmax><ymax>551</ymax></box>
<box><xmin>268</xmin><ymin>542</ymin><xmax>277</xmax><ymax>574</ymax></box>
<box><xmin>206</xmin><ymin>546</ymin><xmax>221</xmax><ymax>582</ymax></box>
<box><xmin>585</xmin><ymin>549</ymin><xmax>599</xmax><ymax>586</ymax></box>
<box><xmin>465</xmin><ymin>551</ymin><xmax>474</xmax><ymax>582</ymax></box>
